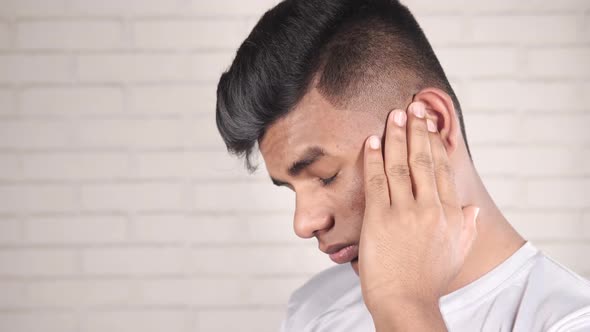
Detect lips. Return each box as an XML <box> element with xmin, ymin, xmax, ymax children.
<box><xmin>328</xmin><ymin>244</ymin><xmax>359</xmax><ymax>264</ymax></box>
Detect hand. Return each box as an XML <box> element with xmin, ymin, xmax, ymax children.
<box><xmin>358</xmin><ymin>101</ymin><xmax>479</xmax><ymax>321</ymax></box>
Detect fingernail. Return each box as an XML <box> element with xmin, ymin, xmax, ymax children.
<box><xmin>394</xmin><ymin>110</ymin><xmax>407</xmax><ymax>127</ymax></box>
<box><xmin>412</xmin><ymin>102</ymin><xmax>426</xmax><ymax>118</ymax></box>
<box><xmin>474</xmin><ymin>207</ymin><xmax>481</xmax><ymax>222</ymax></box>
<box><xmin>426</xmin><ymin>118</ymin><xmax>437</xmax><ymax>132</ymax></box>
<box><xmin>369</xmin><ymin>136</ymin><xmax>381</xmax><ymax>150</ymax></box>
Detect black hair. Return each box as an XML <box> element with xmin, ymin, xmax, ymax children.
<box><xmin>216</xmin><ymin>0</ymin><xmax>471</xmax><ymax>172</ymax></box>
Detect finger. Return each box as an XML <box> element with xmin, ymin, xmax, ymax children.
<box><xmin>363</xmin><ymin>135</ymin><xmax>391</xmax><ymax>210</ymax></box>
<box><xmin>427</xmin><ymin>117</ymin><xmax>461</xmax><ymax>210</ymax></box>
<box><xmin>383</xmin><ymin>109</ymin><xmax>414</xmax><ymax>208</ymax></box>
<box><xmin>406</xmin><ymin>101</ymin><xmax>439</xmax><ymax>204</ymax></box>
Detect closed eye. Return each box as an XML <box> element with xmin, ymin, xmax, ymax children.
<box><xmin>320</xmin><ymin>173</ymin><xmax>338</xmax><ymax>186</ymax></box>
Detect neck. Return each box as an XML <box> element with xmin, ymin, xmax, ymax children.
<box><xmin>444</xmin><ymin>161</ymin><xmax>526</xmax><ymax>295</ymax></box>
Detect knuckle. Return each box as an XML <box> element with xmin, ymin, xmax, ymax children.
<box><xmin>435</xmin><ymin>162</ymin><xmax>455</xmax><ymax>181</ymax></box>
<box><xmin>389</xmin><ymin>129</ymin><xmax>406</xmax><ymax>143</ymax></box>
<box><xmin>440</xmin><ymin>199</ymin><xmax>461</xmax><ymax>211</ymax></box>
<box><xmin>386</xmin><ymin>163</ymin><xmax>411</xmax><ymax>180</ymax></box>
<box><xmin>367</xmin><ymin>174</ymin><xmax>388</xmax><ymax>192</ymax></box>
<box><xmin>411</xmin><ymin>122</ymin><xmax>429</xmax><ymax>137</ymax></box>
<box><xmin>410</xmin><ymin>152</ymin><xmax>434</xmax><ymax>171</ymax></box>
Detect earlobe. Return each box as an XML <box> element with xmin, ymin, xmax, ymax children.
<box><xmin>412</xmin><ymin>88</ymin><xmax>458</xmax><ymax>155</ymax></box>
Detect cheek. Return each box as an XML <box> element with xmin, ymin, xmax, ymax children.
<box><xmin>341</xmin><ymin>169</ymin><xmax>366</xmax><ymax>230</ymax></box>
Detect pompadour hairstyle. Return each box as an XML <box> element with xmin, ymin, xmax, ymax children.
<box><xmin>216</xmin><ymin>0</ymin><xmax>471</xmax><ymax>172</ymax></box>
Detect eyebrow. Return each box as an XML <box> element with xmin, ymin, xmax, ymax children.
<box><xmin>270</xmin><ymin>146</ymin><xmax>327</xmax><ymax>187</ymax></box>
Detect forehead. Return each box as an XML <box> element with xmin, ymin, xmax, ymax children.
<box><xmin>258</xmin><ymin>89</ymin><xmax>380</xmax><ymax>173</ymax></box>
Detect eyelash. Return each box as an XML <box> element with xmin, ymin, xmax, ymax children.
<box><xmin>319</xmin><ymin>173</ymin><xmax>338</xmax><ymax>187</ymax></box>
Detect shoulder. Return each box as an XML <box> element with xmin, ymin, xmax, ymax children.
<box><xmin>281</xmin><ymin>264</ymin><xmax>361</xmax><ymax>331</ymax></box>
<box><xmin>521</xmin><ymin>250</ymin><xmax>590</xmax><ymax>331</ymax></box>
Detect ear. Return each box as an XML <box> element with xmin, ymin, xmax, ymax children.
<box><xmin>413</xmin><ymin>87</ymin><xmax>459</xmax><ymax>156</ymax></box>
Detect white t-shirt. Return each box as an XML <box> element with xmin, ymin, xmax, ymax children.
<box><xmin>279</xmin><ymin>241</ymin><xmax>590</xmax><ymax>331</ymax></box>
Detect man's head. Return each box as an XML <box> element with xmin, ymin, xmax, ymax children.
<box><xmin>216</xmin><ymin>0</ymin><xmax>473</xmax><ymax>275</ymax></box>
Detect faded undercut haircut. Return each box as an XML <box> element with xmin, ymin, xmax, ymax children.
<box><xmin>216</xmin><ymin>0</ymin><xmax>472</xmax><ymax>172</ymax></box>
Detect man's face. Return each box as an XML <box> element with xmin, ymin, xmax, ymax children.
<box><xmin>259</xmin><ymin>88</ymin><xmax>386</xmax><ymax>276</ymax></box>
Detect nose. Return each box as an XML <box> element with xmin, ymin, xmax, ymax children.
<box><xmin>293</xmin><ymin>193</ymin><xmax>334</xmax><ymax>239</ymax></box>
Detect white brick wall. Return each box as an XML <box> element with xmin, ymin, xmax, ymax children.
<box><xmin>0</xmin><ymin>1</ymin><xmax>588</xmax><ymax>331</ymax></box>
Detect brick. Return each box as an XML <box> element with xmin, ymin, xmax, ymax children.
<box><xmin>190</xmin><ymin>113</ymin><xmax>231</xmax><ymax>149</ymax></box>
<box><xmin>80</xmin><ymin>183</ymin><xmax>185</xmax><ymax>211</ymax></box>
<box><xmin>535</xmin><ymin>242</ymin><xmax>590</xmax><ymax>275</ymax></box>
<box><xmin>22</xmin><ymin>152</ymin><xmax>130</xmax><ymax>180</ymax></box>
<box><xmin>464</xmin><ymin>80</ymin><xmax>522</xmax><ymax>110</ymax></box>
<box><xmin>81</xmin><ymin>310</ymin><xmax>187</xmax><ymax>332</ymax></box>
<box><xmin>134</xmin><ymin>20</ymin><xmax>248</xmax><ymax>49</ymax></box>
<box><xmin>463</xmin><ymin>114</ymin><xmax>521</xmax><ymax>145</ymax></box>
<box><xmin>138</xmin><ymin>278</ymin><xmax>243</xmax><ymax>306</ymax></box>
<box><xmin>479</xmin><ymin>176</ymin><xmax>524</xmax><ymax>209</ymax></box>
<box><xmin>517</xmin><ymin>81</ymin><xmax>580</xmax><ymax>111</ymax></box>
<box><xmin>76</xmin><ymin>119</ymin><xmax>187</xmax><ymax>149</ymax></box>
<box><xmin>584</xmin><ymin>83</ymin><xmax>590</xmax><ymax>107</ymax></box>
<box><xmin>190</xmin><ymin>51</ymin><xmax>236</xmax><ymax>82</ymax></box>
<box><xmin>0</xmin><ymin>218</ymin><xmax>20</xmax><ymax>243</ymax></box>
<box><xmin>129</xmin><ymin>84</ymin><xmax>215</xmax><ymax>114</ymax></box>
<box><xmin>17</xmin><ymin>20</ymin><xmax>123</xmax><ymax>50</ymax></box>
<box><xmin>244</xmin><ymin>214</ymin><xmax>300</xmax><ymax>243</ymax></box>
<box><xmin>0</xmin><ymin>23</ymin><xmax>9</xmax><ymax>48</ymax></box>
<box><xmin>21</xmin><ymin>86</ymin><xmax>124</xmax><ymax>114</ymax></box>
<box><xmin>582</xmin><ymin>212</ymin><xmax>590</xmax><ymax>239</ymax></box>
<box><xmin>189</xmin><ymin>0</ymin><xmax>279</xmax><ymax>16</ymax></box>
<box><xmin>526</xmin><ymin>179</ymin><xmax>590</xmax><ymax>208</ymax></box>
<box><xmin>527</xmin><ymin>48</ymin><xmax>590</xmax><ymax>78</ymax></box>
<box><xmin>0</xmin><ymin>0</ymin><xmax>68</xmax><ymax>17</ymax></box>
<box><xmin>0</xmin><ymin>54</ymin><xmax>72</xmax><ymax>83</ymax></box>
<box><xmin>585</xmin><ymin>18</ymin><xmax>590</xmax><ymax>43</ymax></box>
<box><xmin>77</xmin><ymin>54</ymin><xmax>190</xmax><ymax>83</ymax></box>
<box><xmin>0</xmin><ymin>281</ymin><xmax>25</xmax><ymax>308</ymax></box>
<box><xmin>133</xmin><ymin>213</ymin><xmax>297</xmax><ymax>244</ymax></box>
<box><xmin>197</xmin><ymin>309</ymin><xmax>285</xmax><ymax>332</ymax></box>
<box><xmin>418</xmin><ymin>15</ymin><xmax>464</xmax><ymax>45</ymax></box>
<box><xmin>69</xmin><ymin>0</ymin><xmax>182</xmax><ymax>16</ymax></box>
<box><xmin>131</xmin><ymin>214</ymin><xmax>192</xmax><ymax>242</ymax></box>
<box><xmin>247</xmin><ymin>277</ymin><xmax>308</xmax><ymax>305</ymax></box>
<box><xmin>474</xmin><ymin>147</ymin><xmax>586</xmax><ymax>176</ymax></box>
<box><xmin>0</xmin><ymin>249</ymin><xmax>76</xmax><ymax>276</ymax></box>
<box><xmin>194</xmin><ymin>181</ymin><xmax>295</xmax><ymax>211</ymax></box>
<box><xmin>190</xmin><ymin>245</ymin><xmax>332</xmax><ymax>276</ymax></box>
<box><xmin>24</xmin><ymin>280</ymin><xmax>134</xmax><ymax>308</ymax></box>
<box><xmin>82</xmin><ymin>248</ymin><xmax>186</xmax><ymax>275</ymax></box>
<box><xmin>133</xmin><ymin>214</ymin><xmax>245</xmax><ymax>243</ymax></box>
<box><xmin>436</xmin><ymin>47</ymin><xmax>518</xmax><ymax>78</ymax></box>
<box><xmin>471</xmin><ymin>15</ymin><xmax>578</xmax><ymax>44</ymax></box>
<box><xmin>0</xmin><ymin>120</ymin><xmax>73</xmax><ymax>148</ymax></box>
<box><xmin>0</xmin><ymin>313</ymin><xmax>76</xmax><ymax>332</ymax></box>
<box><xmin>0</xmin><ymin>153</ymin><xmax>20</xmax><ymax>180</ymax></box>
<box><xmin>135</xmin><ymin>151</ymin><xmax>250</xmax><ymax>179</ymax></box>
<box><xmin>0</xmin><ymin>88</ymin><xmax>15</xmax><ymax>114</ymax></box>
<box><xmin>465</xmin><ymin>80</ymin><xmax>582</xmax><ymax>112</ymax></box>
<box><xmin>134</xmin><ymin>151</ymin><xmax>195</xmax><ymax>179</ymax></box>
<box><xmin>504</xmin><ymin>211</ymin><xmax>583</xmax><ymax>240</ymax></box>
<box><xmin>0</xmin><ymin>184</ymin><xmax>77</xmax><ymax>213</ymax></box>
<box><xmin>25</xmin><ymin>215</ymin><xmax>127</xmax><ymax>244</ymax></box>
<box><xmin>521</xmin><ymin>114</ymin><xmax>590</xmax><ymax>144</ymax></box>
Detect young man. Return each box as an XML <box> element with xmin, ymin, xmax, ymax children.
<box><xmin>215</xmin><ymin>0</ymin><xmax>590</xmax><ymax>330</ymax></box>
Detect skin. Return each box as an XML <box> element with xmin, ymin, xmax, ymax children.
<box><xmin>258</xmin><ymin>86</ymin><xmax>525</xmax><ymax>330</ymax></box>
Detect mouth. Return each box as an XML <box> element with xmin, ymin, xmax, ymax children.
<box><xmin>328</xmin><ymin>244</ymin><xmax>359</xmax><ymax>264</ymax></box>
